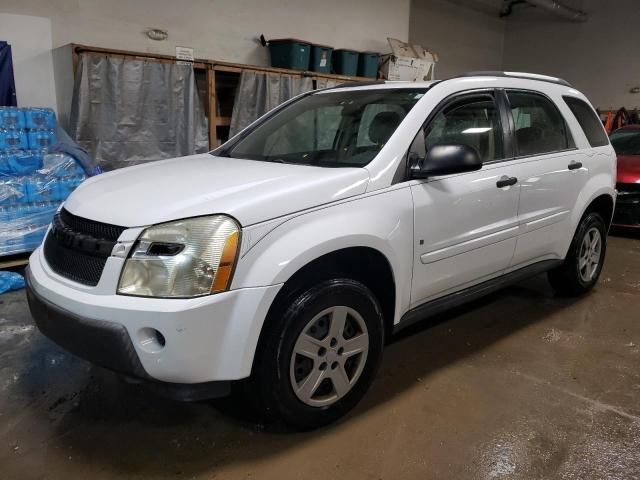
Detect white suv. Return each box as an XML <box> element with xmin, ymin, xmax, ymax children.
<box><xmin>26</xmin><ymin>72</ymin><xmax>616</xmax><ymax>430</ymax></box>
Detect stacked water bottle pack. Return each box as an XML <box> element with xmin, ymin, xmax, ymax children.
<box><xmin>0</xmin><ymin>107</ymin><xmax>87</xmax><ymax>256</ymax></box>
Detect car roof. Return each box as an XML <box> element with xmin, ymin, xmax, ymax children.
<box><xmin>320</xmin><ymin>71</ymin><xmax>574</xmax><ymax>94</ymax></box>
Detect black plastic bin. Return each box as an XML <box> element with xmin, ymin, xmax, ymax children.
<box><xmin>333</xmin><ymin>49</ymin><xmax>359</xmax><ymax>76</ymax></box>
<box><xmin>310</xmin><ymin>44</ymin><xmax>333</xmax><ymax>73</ymax></box>
<box><xmin>267</xmin><ymin>38</ymin><xmax>311</xmax><ymax>70</ymax></box>
<box><xmin>358</xmin><ymin>52</ymin><xmax>379</xmax><ymax>78</ymax></box>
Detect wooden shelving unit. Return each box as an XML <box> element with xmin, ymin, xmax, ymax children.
<box><xmin>71</xmin><ymin>44</ymin><xmax>372</xmax><ymax>149</ymax></box>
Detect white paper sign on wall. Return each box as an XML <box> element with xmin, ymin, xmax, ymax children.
<box><xmin>175</xmin><ymin>46</ymin><xmax>194</xmax><ymax>65</ymax></box>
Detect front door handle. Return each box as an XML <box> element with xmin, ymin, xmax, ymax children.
<box><xmin>568</xmin><ymin>161</ymin><xmax>583</xmax><ymax>170</ymax></box>
<box><xmin>496</xmin><ymin>176</ymin><xmax>518</xmax><ymax>188</ymax></box>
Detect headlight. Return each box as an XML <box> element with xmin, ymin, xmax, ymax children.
<box><xmin>117</xmin><ymin>215</ymin><xmax>240</xmax><ymax>298</ymax></box>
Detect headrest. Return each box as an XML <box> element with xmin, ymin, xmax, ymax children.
<box><xmin>368</xmin><ymin>111</ymin><xmax>402</xmax><ymax>145</ymax></box>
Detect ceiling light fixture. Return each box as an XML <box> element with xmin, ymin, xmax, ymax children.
<box><xmin>146</xmin><ymin>29</ymin><xmax>168</xmax><ymax>41</ymax></box>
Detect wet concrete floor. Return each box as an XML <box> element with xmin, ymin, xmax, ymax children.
<box><xmin>2</xmin><ymin>234</ymin><xmax>640</xmax><ymax>479</ymax></box>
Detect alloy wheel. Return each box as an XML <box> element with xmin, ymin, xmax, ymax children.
<box><xmin>289</xmin><ymin>306</ymin><xmax>369</xmax><ymax>407</ymax></box>
<box><xmin>578</xmin><ymin>226</ymin><xmax>602</xmax><ymax>282</ymax></box>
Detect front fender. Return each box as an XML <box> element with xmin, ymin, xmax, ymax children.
<box><xmin>231</xmin><ymin>186</ymin><xmax>415</xmax><ymax>324</ymax></box>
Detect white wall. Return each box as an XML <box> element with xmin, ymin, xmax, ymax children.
<box><xmin>409</xmin><ymin>0</ymin><xmax>505</xmax><ymax>79</ymax></box>
<box><xmin>503</xmin><ymin>0</ymin><xmax>640</xmax><ymax>109</ymax></box>
<box><xmin>0</xmin><ymin>0</ymin><xmax>410</xmax><ymax>65</ymax></box>
<box><xmin>0</xmin><ymin>13</ymin><xmax>57</xmax><ymax>110</ymax></box>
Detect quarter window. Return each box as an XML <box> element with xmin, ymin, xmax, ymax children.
<box><xmin>410</xmin><ymin>95</ymin><xmax>504</xmax><ymax>163</ymax></box>
<box><xmin>507</xmin><ymin>91</ymin><xmax>571</xmax><ymax>156</ymax></box>
<box><xmin>563</xmin><ymin>96</ymin><xmax>609</xmax><ymax>148</ymax></box>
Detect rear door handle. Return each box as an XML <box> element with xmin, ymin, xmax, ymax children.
<box><xmin>568</xmin><ymin>161</ymin><xmax>583</xmax><ymax>170</ymax></box>
<box><xmin>496</xmin><ymin>176</ymin><xmax>518</xmax><ymax>188</ymax></box>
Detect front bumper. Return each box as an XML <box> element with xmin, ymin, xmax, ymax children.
<box><xmin>26</xmin><ymin>274</ymin><xmax>231</xmax><ymax>400</ymax></box>
<box><xmin>27</xmin><ymin>246</ymin><xmax>282</xmax><ymax>385</ymax></box>
<box><xmin>612</xmin><ymin>195</ymin><xmax>640</xmax><ymax>227</ymax></box>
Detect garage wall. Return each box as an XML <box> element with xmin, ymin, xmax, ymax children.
<box><xmin>409</xmin><ymin>0</ymin><xmax>505</xmax><ymax>79</ymax></box>
<box><xmin>503</xmin><ymin>0</ymin><xmax>640</xmax><ymax>109</ymax></box>
<box><xmin>0</xmin><ymin>0</ymin><xmax>410</xmax><ymax>65</ymax></box>
<box><xmin>0</xmin><ymin>13</ymin><xmax>57</xmax><ymax>110</ymax></box>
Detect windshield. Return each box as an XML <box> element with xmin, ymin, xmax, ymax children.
<box><xmin>220</xmin><ymin>88</ymin><xmax>428</xmax><ymax>167</ymax></box>
<box><xmin>610</xmin><ymin>129</ymin><xmax>640</xmax><ymax>155</ymax></box>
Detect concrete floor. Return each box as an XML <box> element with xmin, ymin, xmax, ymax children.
<box><xmin>2</xmin><ymin>234</ymin><xmax>640</xmax><ymax>479</ymax></box>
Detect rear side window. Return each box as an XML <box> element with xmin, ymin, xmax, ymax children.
<box><xmin>563</xmin><ymin>96</ymin><xmax>610</xmax><ymax>147</ymax></box>
<box><xmin>507</xmin><ymin>91</ymin><xmax>571</xmax><ymax>156</ymax></box>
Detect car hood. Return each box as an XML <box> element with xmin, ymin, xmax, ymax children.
<box><xmin>617</xmin><ymin>154</ymin><xmax>640</xmax><ymax>184</ymax></box>
<box><xmin>64</xmin><ymin>154</ymin><xmax>370</xmax><ymax>227</ymax></box>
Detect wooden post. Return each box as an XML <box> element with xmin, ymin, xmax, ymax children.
<box><xmin>207</xmin><ymin>67</ymin><xmax>218</xmax><ymax>149</ymax></box>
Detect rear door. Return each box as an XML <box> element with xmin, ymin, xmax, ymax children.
<box><xmin>502</xmin><ymin>89</ymin><xmax>590</xmax><ymax>268</ymax></box>
<box><xmin>410</xmin><ymin>90</ymin><xmax>521</xmax><ymax>306</ymax></box>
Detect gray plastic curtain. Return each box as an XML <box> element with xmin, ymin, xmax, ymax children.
<box><xmin>69</xmin><ymin>53</ymin><xmax>209</xmax><ymax>171</ymax></box>
<box><xmin>229</xmin><ymin>72</ymin><xmax>314</xmax><ymax>138</ymax></box>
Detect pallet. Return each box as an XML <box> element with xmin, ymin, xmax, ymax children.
<box><xmin>0</xmin><ymin>252</ymin><xmax>30</xmax><ymax>270</ymax></box>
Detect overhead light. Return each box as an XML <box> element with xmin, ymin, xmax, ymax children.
<box><xmin>146</xmin><ymin>29</ymin><xmax>168</xmax><ymax>41</ymax></box>
<box><xmin>462</xmin><ymin>127</ymin><xmax>492</xmax><ymax>134</ymax></box>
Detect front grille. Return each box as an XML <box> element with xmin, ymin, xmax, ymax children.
<box><xmin>43</xmin><ymin>208</ymin><xmax>127</xmax><ymax>286</ymax></box>
<box><xmin>59</xmin><ymin>208</ymin><xmax>125</xmax><ymax>242</ymax></box>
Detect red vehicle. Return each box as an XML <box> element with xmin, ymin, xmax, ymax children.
<box><xmin>611</xmin><ymin>125</ymin><xmax>640</xmax><ymax>228</ymax></box>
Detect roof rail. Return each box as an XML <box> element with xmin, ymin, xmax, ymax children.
<box><xmin>325</xmin><ymin>80</ymin><xmax>387</xmax><ymax>90</ymax></box>
<box><xmin>448</xmin><ymin>71</ymin><xmax>572</xmax><ymax>87</ymax></box>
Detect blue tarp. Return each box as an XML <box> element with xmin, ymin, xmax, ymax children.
<box><xmin>0</xmin><ymin>42</ymin><xmax>17</xmax><ymax>107</ymax></box>
<box><xmin>0</xmin><ymin>271</ymin><xmax>24</xmax><ymax>293</ymax></box>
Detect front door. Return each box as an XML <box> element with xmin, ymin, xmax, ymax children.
<box><xmin>410</xmin><ymin>91</ymin><xmax>521</xmax><ymax>307</ymax></box>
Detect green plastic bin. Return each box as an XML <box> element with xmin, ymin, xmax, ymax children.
<box><xmin>358</xmin><ymin>52</ymin><xmax>379</xmax><ymax>78</ymax></box>
<box><xmin>333</xmin><ymin>49</ymin><xmax>359</xmax><ymax>76</ymax></box>
<box><xmin>310</xmin><ymin>44</ymin><xmax>333</xmax><ymax>73</ymax></box>
<box><xmin>268</xmin><ymin>38</ymin><xmax>311</xmax><ymax>70</ymax></box>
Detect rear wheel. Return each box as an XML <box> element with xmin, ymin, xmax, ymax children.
<box><xmin>548</xmin><ymin>212</ymin><xmax>607</xmax><ymax>296</ymax></box>
<box><xmin>248</xmin><ymin>279</ymin><xmax>384</xmax><ymax>430</ymax></box>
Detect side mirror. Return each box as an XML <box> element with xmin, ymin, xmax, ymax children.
<box><xmin>409</xmin><ymin>144</ymin><xmax>483</xmax><ymax>178</ymax></box>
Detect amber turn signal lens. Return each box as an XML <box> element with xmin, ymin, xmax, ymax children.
<box><xmin>211</xmin><ymin>230</ymin><xmax>239</xmax><ymax>293</ymax></box>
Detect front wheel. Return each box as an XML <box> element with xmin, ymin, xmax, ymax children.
<box><xmin>548</xmin><ymin>212</ymin><xmax>607</xmax><ymax>296</ymax></box>
<box><xmin>248</xmin><ymin>279</ymin><xmax>384</xmax><ymax>430</ymax></box>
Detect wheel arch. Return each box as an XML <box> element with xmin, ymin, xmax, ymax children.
<box><xmin>249</xmin><ymin>245</ymin><xmax>396</xmax><ymax>376</ymax></box>
<box><xmin>582</xmin><ymin>192</ymin><xmax>615</xmax><ymax>229</ymax></box>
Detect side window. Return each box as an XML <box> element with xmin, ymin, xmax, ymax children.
<box><xmin>264</xmin><ymin>106</ymin><xmax>343</xmax><ymax>156</ymax></box>
<box><xmin>563</xmin><ymin>96</ymin><xmax>610</xmax><ymax>147</ymax></box>
<box><xmin>507</xmin><ymin>91</ymin><xmax>571</xmax><ymax>156</ymax></box>
<box><xmin>409</xmin><ymin>95</ymin><xmax>503</xmax><ymax>163</ymax></box>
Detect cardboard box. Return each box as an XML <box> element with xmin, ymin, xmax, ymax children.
<box><xmin>380</xmin><ymin>38</ymin><xmax>437</xmax><ymax>82</ymax></box>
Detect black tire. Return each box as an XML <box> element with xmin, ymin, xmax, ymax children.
<box><xmin>247</xmin><ymin>279</ymin><xmax>385</xmax><ymax>431</ymax></box>
<box><xmin>548</xmin><ymin>212</ymin><xmax>607</xmax><ymax>296</ymax></box>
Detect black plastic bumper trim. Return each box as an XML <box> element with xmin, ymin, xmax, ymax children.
<box><xmin>25</xmin><ymin>268</ymin><xmax>231</xmax><ymax>401</ymax></box>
